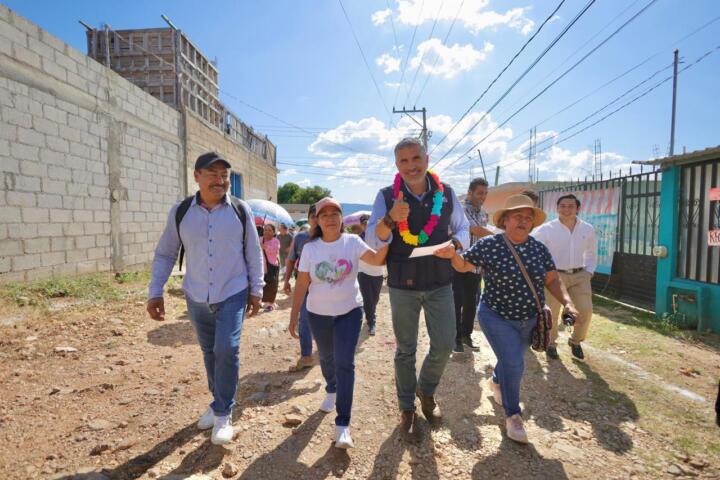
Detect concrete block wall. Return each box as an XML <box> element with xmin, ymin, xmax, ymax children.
<box><xmin>0</xmin><ymin>5</ymin><xmax>183</xmax><ymax>282</ymax></box>
<box><xmin>185</xmin><ymin>110</ymin><xmax>277</xmax><ymax>201</ymax></box>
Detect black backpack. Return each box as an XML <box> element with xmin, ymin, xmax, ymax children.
<box><xmin>175</xmin><ymin>194</ymin><xmax>249</xmax><ymax>270</ymax></box>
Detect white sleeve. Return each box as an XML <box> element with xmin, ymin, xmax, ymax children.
<box><xmin>298</xmin><ymin>243</ymin><xmax>311</xmax><ymax>273</ymax></box>
<box><xmin>354</xmin><ymin>234</ymin><xmax>372</xmax><ymax>259</ymax></box>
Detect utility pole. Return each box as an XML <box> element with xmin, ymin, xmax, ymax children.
<box><xmin>494</xmin><ymin>165</ymin><xmax>500</xmax><ymax>186</ymax></box>
<box><xmin>669</xmin><ymin>49</ymin><xmax>679</xmax><ymax>156</ymax></box>
<box><xmin>527</xmin><ymin>127</ymin><xmax>536</xmax><ymax>183</ymax></box>
<box><xmin>593</xmin><ymin>138</ymin><xmax>602</xmax><ymax>180</ymax></box>
<box><xmin>393</xmin><ymin>107</ymin><xmax>428</xmax><ymax>151</ymax></box>
<box><xmin>477</xmin><ymin>149</ymin><xmax>487</xmax><ymax>180</ymax></box>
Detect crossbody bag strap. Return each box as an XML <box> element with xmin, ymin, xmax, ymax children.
<box><xmin>502</xmin><ymin>234</ymin><xmax>543</xmax><ymax>314</ymax></box>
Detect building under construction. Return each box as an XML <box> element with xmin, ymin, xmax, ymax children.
<box><xmin>85</xmin><ymin>24</ymin><xmax>275</xmax><ymax>169</ymax></box>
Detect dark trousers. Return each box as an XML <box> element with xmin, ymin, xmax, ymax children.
<box><xmin>452</xmin><ymin>270</ymin><xmax>482</xmax><ymax>341</ymax></box>
<box><xmin>307</xmin><ymin>307</ymin><xmax>362</xmax><ymax>426</ymax></box>
<box><xmin>358</xmin><ymin>272</ymin><xmax>383</xmax><ymax>327</ymax></box>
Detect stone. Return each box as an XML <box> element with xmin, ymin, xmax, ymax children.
<box><xmin>666</xmin><ymin>464</ymin><xmax>683</xmax><ymax>476</ymax></box>
<box><xmin>283</xmin><ymin>414</ymin><xmax>303</xmax><ymax>427</ymax></box>
<box><xmin>248</xmin><ymin>392</ymin><xmax>267</xmax><ymax>403</ymax></box>
<box><xmin>222</xmin><ymin>462</ymin><xmax>239</xmax><ymax>478</ymax></box>
<box><xmin>87</xmin><ymin>419</ymin><xmax>112</xmax><ymax>431</ymax></box>
<box><xmin>54</xmin><ymin>346</ymin><xmax>78</xmax><ymax>354</ymax></box>
<box><xmin>114</xmin><ymin>438</ymin><xmax>136</xmax><ymax>451</ymax></box>
<box><xmin>89</xmin><ymin>444</ymin><xmax>111</xmax><ymax>456</ymax></box>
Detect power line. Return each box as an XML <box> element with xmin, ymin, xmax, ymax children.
<box><xmin>403</xmin><ymin>0</ymin><xmax>445</xmax><ymax>106</ymax></box>
<box><xmin>436</xmin><ymin>0</ymin><xmax>660</xmax><ymax>174</ymax></box>
<box><xmin>337</xmin><ymin>0</ymin><xmax>394</xmax><ymax>126</ymax></box>
<box><xmin>429</xmin><ymin>0</ymin><xmax>571</xmax><ymax>156</ymax></box>
<box><xmin>497</xmin><ymin>13</ymin><xmax>720</xmax><ymax>151</ymax></box>
<box><xmin>413</xmin><ymin>0</ymin><xmax>465</xmax><ymax>106</ymax></box>
<box><xmin>391</xmin><ymin>0</ymin><xmax>426</xmax><ymax>111</ymax></box>
<box><xmin>478</xmin><ymin>44</ymin><xmax>720</xmax><ymax>174</ymax></box>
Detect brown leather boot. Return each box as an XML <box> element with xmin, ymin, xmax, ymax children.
<box><xmin>400</xmin><ymin>410</ymin><xmax>417</xmax><ymax>434</ymax></box>
<box><xmin>416</xmin><ymin>388</ymin><xmax>442</xmax><ymax>422</ymax></box>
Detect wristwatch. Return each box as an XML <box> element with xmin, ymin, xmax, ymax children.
<box><xmin>382</xmin><ymin>213</ymin><xmax>396</xmax><ymax>229</ymax></box>
<box><xmin>451</xmin><ymin>238</ymin><xmax>462</xmax><ymax>250</ymax></box>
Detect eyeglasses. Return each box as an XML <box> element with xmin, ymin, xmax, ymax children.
<box><xmin>201</xmin><ymin>172</ymin><xmax>229</xmax><ymax>181</ymax></box>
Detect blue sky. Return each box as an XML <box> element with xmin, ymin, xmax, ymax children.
<box><xmin>5</xmin><ymin>0</ymin><xmax>720</xmax><ymax>203</ymax></box>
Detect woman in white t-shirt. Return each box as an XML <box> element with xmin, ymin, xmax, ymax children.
<box><xmin>289</xmin><ymin>197</ymin><xmax>387</xmax><ymax>450</ymax></box>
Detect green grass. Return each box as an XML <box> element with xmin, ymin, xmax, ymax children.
<box><xmin>1</xmin><ymin>271</ymin><xmax>156</xmax><ymax>306</ymax></box>
<box><xmin>593</xmin><ymin>295</ymin><xmax>686</xmax><ymax>338</ymax></box>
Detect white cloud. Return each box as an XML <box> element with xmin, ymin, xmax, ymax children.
<box><xmin>410</xmin><ymin>39</ymin><xmax>493</xmax><ymax>79</ymax></box>
<box><xmin>394</xmin><ymin>0</ymin><xmax>535</xmax><ymax>36</ymax></box>
<box><xmin>384</xmin><ymin>81</ymin><xmax>403</xmax><ymax>88</ymax></box>
<box><xmin>376</xmin><ymin>53</ymin><xmax>401</xmax><ymax>74</ymax></box>
<box><xmin>296</xmin><ymin>178</ymin><xmax>312</xmax><ymax>187</ymax></box>
<box><xmin>304</xmin><ymin>112</ymin><xmax>631</xmax><ymax>202</ymax></box>
<box><xmin>371</xmin><ymin>8</ymin><xmax>392</xmax><ymax>26</ymax></box>
<box><xmin>280</xmin><ymin>168</ymin><xmax>297</xmax><ymax>175</ymax></box>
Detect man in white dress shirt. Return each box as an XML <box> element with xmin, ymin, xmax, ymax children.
<box><xmin>533</xmin><ymin>194</ymin><xmax>597</xmax><ymax>361</ymax></box>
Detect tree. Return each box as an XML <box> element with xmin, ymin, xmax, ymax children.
<box><xmin>277</xmin><ymin>182</ymin><xmax>301</xmax><ymax>204</ymax></box>
<box><xmin>277</xmin><ymin>183</ymin><xmax>331</xmax><ymax>204</ymax></box>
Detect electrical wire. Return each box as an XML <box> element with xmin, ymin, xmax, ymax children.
<box><xmin>403</xmin><ymin>0</ymin><xmax>445</xmax><ymax>106</ymax></box>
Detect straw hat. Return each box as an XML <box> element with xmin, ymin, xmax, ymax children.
<box><xmin>492</xmin><ymin>194</ymin><xmax>546</xmax><ymax>228</ymax></box>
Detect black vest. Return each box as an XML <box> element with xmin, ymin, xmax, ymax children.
<box><xmin>382</xmin><ymin>176</ymin><xmax>455</xmax><ymax>291</ymax></box>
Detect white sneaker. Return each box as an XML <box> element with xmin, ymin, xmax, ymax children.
<box><xmin>197</xmin><ymin>406</ymin><xmax>214</xmax><ymax>430</ymax></box>
<box><xmin>319</xmin><ymin>392</ymin><xmax>336</xmax><ymax>413</ymax></box>
<box><xmin>334</xmin><ymin>426</ymin><xmax>354</xmax><ymax>449</ymax></box>
<box><xmin>487</xmin><ymin>378</ymin><xmax>503</xmax><ymax>406</ymax></box>
<box><xmin>211</xmin><ymin>415</ymin><xmax>233</xmax><ymax>445</ymax></box>
<box><xmin>505</xmin><ymin>414</ymin><xmax>529</xmax><ymax>444</ymax></box>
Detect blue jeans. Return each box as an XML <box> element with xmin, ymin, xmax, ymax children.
<box><xmin>389</xmin><ymin>285</ymin><xmax>456</xmax><ymax>411</ymax></box>
<box><xmin>478</xmin><ymin>303</ymin><xmax>537</xmax><ymax>417</ymax></box>
<box><xmin>186</xmin><ymin>289</ymin><xmax>247</xmax><ymax>416</ymax></box>
<box><xmin>307</xmin><ymin>307</ymin><xmax>362</xmax><ymax>426</ymax></box>
<box><xmin>299</xmin><ymin>294</ymin><xmax>313</xmax><ymax>356</ymax></box>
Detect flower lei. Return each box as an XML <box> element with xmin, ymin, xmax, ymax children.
<box><xmin>393</xmin><ymin>171</ymin><xmax>444</xmax><ymax>246</ymax></box>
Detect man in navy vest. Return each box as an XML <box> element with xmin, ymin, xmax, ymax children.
<box><xmin>366</xmin><ymin>137</ymin><xmax>469</xmax><ymax>432</ymax></box>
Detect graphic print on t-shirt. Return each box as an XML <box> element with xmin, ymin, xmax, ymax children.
<box><xmin>314</xmin><ymin>259</ymin><xmax>353</xmax><ymax>284</ymax></box>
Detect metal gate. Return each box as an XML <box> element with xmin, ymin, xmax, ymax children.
<box><xmin>539</xmin><ymin>168</ymin><xmax>662</xmax><ymax>308</ymax></box>
<box><xmin>678</xmin><ymin>159</ymin><xmax>720</xmax><ymax>284</ymax></box>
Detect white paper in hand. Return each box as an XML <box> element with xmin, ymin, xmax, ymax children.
<box><xmin>408</xmin><ymin>240</ymin><xmax>453</xmax><ymax>258</ymax></box>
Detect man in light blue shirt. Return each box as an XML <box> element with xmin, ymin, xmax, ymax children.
<box><xmin>365</xmin><ymin>137</ymin><xmax>469</xmax><ymax>432</ymax></box>
<box><xmin>147</xmin><ymin>152</ymin><xmax>264</xmax><ymax>445</ymax></box>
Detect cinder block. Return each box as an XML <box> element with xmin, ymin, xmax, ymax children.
<box><xmin>51</xmin><ymin>236</ymin><xmax>73</xmax><ymax>251</ymax></box>
<box><xmin>33</xmin><ymin>117</ymin><xmax>59</xmax><ymax>136</ymax></box>
<box><xmin>39</xmin><ymin>149</ymin><xmax>64</xmax><ymax>165</ymax></box>
<box><xmin>66</xmin><ymin>183</ymin><xmax>88</xmax><ymax>197</ymax></box>
<box><xmin>22</xmin><ymin>207</ymin><xmax>49</xmax><ymax>223</ymax></box>
<box><xmin>6</xmin><ymin>191</ymin><xmax>36</xmax><ymax>207</ymax></box>
<box><xmin>84</xmin><ymin>222</ymin><xmax>104</xmax><ymax>235</ymax></box>
<box><xmin>39</xmin><ymin>29</ymin><xmax>66</xmax><ymax>53</ymax></box>
<box><xmin>0</xmin><ymin>256</ymin><xmax>10</xmax><ymax>274</ymax></box>
<box><xmin>53</xmin><ymin>51</ymin><xmax>78</xmax><ymax>74</ymax></box>
<box><xmin>9</xmin><ymin>11</ymin><xmax>39</xmax><ymax>37</ymax></box>
<box><xmin>62</xmin><ymin>223</ymin><xmax>83</xmax><ymax>236</ymax></box>
<box><xmin>74</xmin><ymin>235</ymin><xmax>95</xmax><ymax>249</ymax></box>
<box><xmin>49</xmin><ymin>209</ymin><xmax>71</xmax><ymax>223</ymax></box>
<box><xmin>27</xmin><ymin>36</ymin><xmax>54</xmax><ymax>60</ymax></box>
<box><xmin>37</xmin><ymin>223</ymin><xmax>62</xmax><ymax>237</ymax></box>
<box><xmin>43</xmin><ymin>104</ymin><xmax>67</xmax><ymax>124</ymax></box>
<box><xmin>2</xmin><ymin>108</ymin><xmax>32</xmax><ymax>128</ymax></box>
<box><xmin>62</xmin><ymin>196</ymin><xmax>83</xmax><ymax>210</ymax></box>
<box><xmin>13</xmin><ymin>44</ymin><xmax>41</xmax><ymax>69</ymax></box>
<box><xmin>87</xmin><ymin>247</ymin><xmax>105</xmax><ymax>260</ymax></box>
<box><xmin>41</xmin><ymin>58</ymin><xmax>67</xmax><ymax>82</ymax></box>
<box><xmin>14</xmin><ymin>175</ymin><xmax>41</xmax><ymax>191</ymax></box>
<box><xmin>12</xmin><ymin>253</ymin><xmax>41</xmax><ymax>271</ymax></box>
<box><xmin>11</xmin><ymin>142</ymin><xmax>39</xmax><ymax>161</ymax></box>
<box><xmin>20</xmin><ymin>159</ymin><xmax>46</xmax><ymax>177</ymax></box>
<box><xmin>47</xmin><ymin>165</ymin><xmax>71</xmax><ymax>181</ymax></box>
<box><xmin>65</xmin><ymin>249</ymin><xmax>87</xmax><ymax>263</ymax></box>
<box><xmin>52</xmin><ymin>263</ymin><xmax>77</xmax><ymax>277</ymax></box>
<box><xmin>17</xmin><ymin>129</ymin><xmax>45</xmax><ymax>148</ymax></box>
<box><xmin>41</xmin><ymin>251</ymin><xmax>65</xmax><ymax>267</ymax></box>
<box><xmin>58</xmin><ymin>125</ymin><xmax>81</xmax><ymax>143</ymax></box>
<box><xmin>76</xmin><ymin>260</ymin><xmax>97</xmax><ymax>274</ymax></box>
<box><xmin>42</xmin><ymin>178</ymin><xmax>66</xmax><ymax>195</ymax></box>
<box><xmin>72</xmin><ymin>209</ymin><xmax>94</xmax><ymax>222</ymax></box>
<box><xmin>0</xmin><ymin>239</ymin><xmax>22</xmax><ymax>255</ymax></box>
<box><xmin>46</xmin><ymin>136</ymin><xmax>69</xmax><ymax>153</ymax></box>
<box><xmin>0</xmin><ymin>22</ymin><xmax>28</xmax><ymax>47</ymax></box>
<box><xmin>24</xmin><ymin>237</ymin><xmax>50</xmax><ymax>253</ymax></box>
<box><xmin>1</xmin><ymin>156</ymin><xmax>19</xmax><ymax>173</ymax></box>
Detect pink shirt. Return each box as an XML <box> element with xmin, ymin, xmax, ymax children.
<box><xmin>262</xmin><ymin>237</ymin><xmax>280</xmax><ymax>268</ymax></box>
